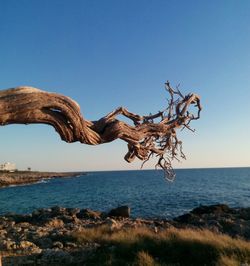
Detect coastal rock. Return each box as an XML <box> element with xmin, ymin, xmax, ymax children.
<box><xmin>108</xmin><ymin>206</ymin><xmax>130</xmax><ymax>218</ymax></box>
<box><xmin>17</xmin><ymin>222</ymin><xmax>31</xmax><ymax>229</ymax></box>
<box><xmin>0</xmin><ymin>229</ymin><xmax>7</xmax><ymax>237</ymax></box>
<box><xmin>105</xmin><ymin>218</ymin><xmax>122</xmax><ymax>231</ymax></box>
<box><xmin>50</xmin><ymin>206</ymin><xmax>67</xmax><ymax>216</ymax></box>
<box><xmin>1</xmin><ymin>204</ymin><xmax>250</xmax><ymax>266</ymax></box>
<box><xmin>76</xmin><ymin>209</ymin><xmax>102</xmax><ymax>219</ymax></box>
<box><xmin>31</xmin><ymin>208</ymin><xmax>53</xmax><ymax>223</ymax></box>
<box><xmin>0</xmin><ymin>239</ymin><xmax>16</xmax><ymax>250</ymax></box>
<box><xmin>173</xmin><ymin>204</ymin><xmax>250</xmax><ymax>239</ymax></box>
<box><xmin>39</xmin><ymin>249</ymin><xmax>73</xmax><ymax>265</ymax></box>
<box><xmin>0</xmin><ymin>171</ymin><xmax>84</xmax><ymax>188</ymax></box>
<box><xmin>238</xmin><ymin>208</ymin><xmax>250</xmax><ymax>220</ymax></box>
<box><xmin>66</xmin><ymin>207</ymin><xmax>80</xmax><ymax>216</ymax></box>
<box><xmin>228</xmin><ymin>220</ymin><xmax>250</xmax><ymax>239</ymax></box>
<box><xmin>45</xmin><ymin>218</ymin><xmax>64</xmax><ymax>228</ymax></box>
<box><xmin>65</xmin><ymin>242</ymin><xmax>78</xmax><ymax>248</ymax></box>
<box><xmin>191</xmin><ymin>204</ymin><xmax>230</xmax><ymax>215</ymax></box>
<box><xmin>174</xmin><ymin>213</ymin><xmax>198</xmax><ymax>224</ymax></box>
<box><xmin>34</xmin><ymin>237</ymin><xmax>53</xmax><ymax>249</ymax></box>
<box><xmin>6</xmin><ymin>213</ymin><xmax>32</xmax><ymax>224</ymax></box>
<box><xmin>18</xmin><ymin>241</ymin><xmax>41</xmax><ymax>253</ymax></box>
<box><xmin>53</xmin><ymin>241</ymin><xmax>64</xmax><ymax>249</ymax></box>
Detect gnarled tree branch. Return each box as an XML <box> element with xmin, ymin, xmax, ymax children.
<box><xmin>0</xmin><ymin>82</ymin><xmax>201</xmax><ymax>180</ymax></box>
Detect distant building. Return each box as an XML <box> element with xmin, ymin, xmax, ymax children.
<box><xmin>0</xmin><ymin>162</ymin><xmax>16</xmax><ymax>172</ymax></box>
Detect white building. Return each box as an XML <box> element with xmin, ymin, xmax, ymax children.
<box><xmin>0</xmin><ymin>162</ymin><xmax>16</xmax><ymax>172</ymax></box>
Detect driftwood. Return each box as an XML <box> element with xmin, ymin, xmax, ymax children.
<box><xmin>0</xmin><ymin>82</ymin><xmax>201</xmax><ymax>180</ymax></box>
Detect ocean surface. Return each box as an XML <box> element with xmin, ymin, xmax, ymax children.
<box><xmin>0</xmin><ymin>168</ymin><xmax>250</xmax><ymax>218</ymax></box>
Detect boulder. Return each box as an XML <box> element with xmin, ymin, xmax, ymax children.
<box><xmin>108</xmin><ymin>206</ymin><xmax>130</xmax><ymax>218</ymax></box>
<box><xmin>191</xmin><ymin>204</ymin><xmax>230</xmax><ymax>215</ymax></box>
<box><xmin>174</xmin><ymin>213</ymin><xmax>197</xmax><ymax>223</ymax></box>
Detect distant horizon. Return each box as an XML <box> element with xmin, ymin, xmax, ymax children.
<box><xmin>4</xmin><ymin>165</ymin><xmax>250</xmax><ymax>173</ymax></box>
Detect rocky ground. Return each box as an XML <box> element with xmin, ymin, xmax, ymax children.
<box><xmin>0</xmin><ymin>204</ymin><xmax>250</xmax><ymax>265</ymax></box>
<box><xmin>0</xmin><ymin>171</ymin><xmax>84</xmax><ymax>187</ymax></box>
<box><xmin>174</xmin><ymin>204</ymin><xmax>250</xmax><ymax>238</ymax></box>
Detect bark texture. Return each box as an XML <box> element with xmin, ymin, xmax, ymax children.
<box><xmin>0</xmin><ymin>82</ymin><xmax>201</xmax><ymax>180</ymax></box>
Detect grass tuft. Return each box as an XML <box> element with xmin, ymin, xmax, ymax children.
<box><xmin>72</xmin><ymin>225</ymin><xmax>250</xmax><ymax>265</ymax></box>
<box><xmin>134</xmin><ymin>251</ymin><xmax>157</xmax><ymax>266</ymax></box>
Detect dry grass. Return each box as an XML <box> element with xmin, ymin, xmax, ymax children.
<box><xmin>72</xmin><ymin>225</ymin><xmax>250</xmax><ymax>265</ymax></box>
<box><xmin>134</xmin><ymin>251</ymin><xmax>157</xmax><ymax>266</ymax></box>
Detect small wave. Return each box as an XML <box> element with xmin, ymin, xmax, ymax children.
<box><xmin>5</xmin><ymin>182</ymin><xmax>38</xmax><ymax>188</ymax></box>
<box><xmin>3</xmin><ymin>178</ymin><xmax>51</xmax><ymax>189</ymax></box>
<box><xmin>75</xmin><ymin>174</ymin><xmax>84</xmax><ymax>178</ymax></box>
<box><xmin>36</xmin><ymin>179</ymin><xmax>50</xmax><ymax>184</ymax></box>
<box><xmin>6</xmin><ymin>184</ymin><xmax>20</xmax><ymax>188</ymax></box>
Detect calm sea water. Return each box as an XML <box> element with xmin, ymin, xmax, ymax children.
<box><xmin>0</xmin><ymin>168</ymin><xmax>250</xmax><ymax>218</ymax></box>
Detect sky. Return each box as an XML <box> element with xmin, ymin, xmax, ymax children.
<box><xmin>0</xmin><ymin>0</ymin><xmax>249</xmax><ymax>171</ymax></box>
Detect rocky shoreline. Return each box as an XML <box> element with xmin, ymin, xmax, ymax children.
<box><xmin>0</xmin><ymin>204</ymin><xmax>250</xmax><ymax>265</ymax></box>
<box><xmin>0</xmin><ymin>171</ymin><xmax>84</xmax><ymax>188</ymax></box>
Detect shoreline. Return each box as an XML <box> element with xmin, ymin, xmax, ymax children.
<box><xmin>0</xmin><ymin>171</ymin><xmax>85</xmax><ymax>188</ymax></box>
<box><xmin>0</xmin><ymin>204</ymin><xmax>250</xmax><ymax>265</ymax></box>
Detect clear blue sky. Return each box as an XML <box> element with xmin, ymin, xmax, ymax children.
<box><xmin>0</xmin><ymin>0</ymin><xmax>249</xmax><ymax>171</ymax></box>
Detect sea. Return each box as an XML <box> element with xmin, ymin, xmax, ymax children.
<box><xmin>0</xmin><ymin>167</ymin><xmax>250</xmax><ymax>219</ymax></box>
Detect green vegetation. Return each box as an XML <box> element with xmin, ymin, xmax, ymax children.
<box><xmin>72</xmin><ymin>225</ymin><xmax>250</xmax><ymax>266</ymax></box>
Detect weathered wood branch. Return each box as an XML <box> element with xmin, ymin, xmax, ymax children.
<box><xmin>0</xmin><ymin>82</ymin><xmax>201</xmax><ymax>180</ymax></box>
